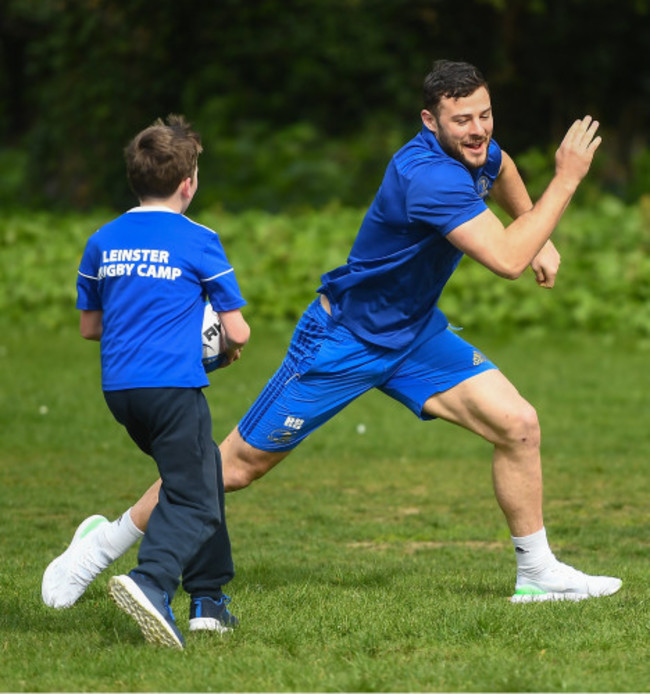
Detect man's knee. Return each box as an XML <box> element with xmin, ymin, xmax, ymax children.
<box><xmin>220</xmin><ymin>428</ymin><xmax>288</xmax><ymax>491</ymax></box>
<box><xmin>226</xmin><ymin>450</ymin><xmax>272</xmax><ymax>490</ymax></box>
<box><xmin>500</xmin><ymin>400</ymin><xmax>540</xmax><ymax>450</ymax></box>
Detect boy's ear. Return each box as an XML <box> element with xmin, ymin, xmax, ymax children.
<box><xmin>179</xmin><ymin>176</ymin><xmax>194</xmax><ymax>198</ymax></box>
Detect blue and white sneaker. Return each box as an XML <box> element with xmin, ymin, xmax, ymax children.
<box><xmin>108</xmin><ymin>571</ymin><xmax>185</xmax><ymax>649</ymax></box>
<box><xmin>189</xmin><ymin>595</ymin><xmax>239</xmax><ymax>633</ymax></box>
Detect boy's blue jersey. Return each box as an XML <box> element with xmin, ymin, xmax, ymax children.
<box><xmin>319</xmin><ymin>126</ymin><xmax>502</xmax><ymax>349</ymax></box>
<box><xmin>76</xmin><ymin>206</ymin><xmax>246</xmax><ymax>391</ymax></box>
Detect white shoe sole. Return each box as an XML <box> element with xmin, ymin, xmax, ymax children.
<box><xmin>511</xmin><ymin>577</ymin><xmax>622</xmax><ymax>603</ymax></box>
<box><xmin>42</xmin><ymin>514</ymin><xmax>109</xmax><ymax>609</ymax></box>
<box><xmin>108</xmin><ymin>575</ymin><xmax>184</xmax><ymax>650</ymax></box>
<box><xmin>189</xmin><ymin>617</ymin><xmax>232</xmax><ymax>634</ymax></box>
<box><xmin>511</xmin><ymin>591</ymin><xmax>591</xmax><ymax>603</ymax></box>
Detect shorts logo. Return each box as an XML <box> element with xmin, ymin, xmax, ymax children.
<box><xmin>283</xmin><ymin>416</ymin><xmax>304</xmax><ymax>430</ymax></box>
<box><xmin>268</xmin><ymin>429</ymin><xmax>297</xmax><ymax>444</ymax></box>
<box><xmin>473</xmin><ymin>350</ymin><xmax>487</xmax><ymax>366</ymax></box>
<box><xmin>267</xmin><ymin>416</ymin><xmax>306</xmax><ymax>445</ymax></box>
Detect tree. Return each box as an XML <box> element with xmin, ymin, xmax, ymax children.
<box><xmin>0</xmin><ymin>0</ymin><xmax>648</xmax><ymax>209</ymax></box>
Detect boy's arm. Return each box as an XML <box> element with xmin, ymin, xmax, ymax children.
<box><xmin>218</xmin><ymin>309</ymin><xmax>251</xmax><ymax>367</ymax></box>
<box><xmin>80</xmin><ymin>309</ymin><xmax>102</xmax><ymax>341</ymax></box>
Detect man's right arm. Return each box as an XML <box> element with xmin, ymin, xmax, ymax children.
<box><xmin>446</xmin><ymin>116</ymin><xmax>601</xmax><ymax>280</ymax></box>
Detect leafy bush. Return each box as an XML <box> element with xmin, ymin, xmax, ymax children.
<box><xmin>2</xmin><ymin>196</ymin><xmax>649</xmax><ymax>337</ymax></box>
<box><xmin>192</xmin><ymin>114</ymin><xmax>408</xmax><ymax>213</ymax></box>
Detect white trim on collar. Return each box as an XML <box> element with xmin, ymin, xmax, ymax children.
<box><xmin>127</xmin><ymin>205</ymin><xmax>177</xmax><ymax>213</ymax></box>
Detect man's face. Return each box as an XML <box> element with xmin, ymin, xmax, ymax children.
<box><xmin>421</xmin><ymin>86</ymin><xmax>493</xmax><ymax>169</ymax></box>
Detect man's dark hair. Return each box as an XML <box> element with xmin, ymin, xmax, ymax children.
<box><xmin>423</xmin><ymin>60</ymin><xmax>489</xmax><ymax>117</ymax></box>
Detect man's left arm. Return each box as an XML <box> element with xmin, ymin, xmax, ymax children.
<box><xmin>490</xmin><ymin>151</ymin><xmax>560</xmax><ymax>288</ymax></box>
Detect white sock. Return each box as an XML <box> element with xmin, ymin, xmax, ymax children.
<box><xmin>96</xmin><ymin>508</ymin><xmax>144</xmax><ymax>563</ymax></box>
<box><xmin>511</xmin><ymin>527</ymin><xmax>556</xmax><ymax>576</ymax></box>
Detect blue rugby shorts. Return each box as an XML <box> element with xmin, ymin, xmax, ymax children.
<box><xmin>238</xmin><ymin>298</ymin><xmax>497</xmax><ymax>451</ymax></box>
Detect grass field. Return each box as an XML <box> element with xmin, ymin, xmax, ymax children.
<box><xmin>1</xmin><ymin>318</ymin><xmax>650</xmax><ymax>692</ymax></box>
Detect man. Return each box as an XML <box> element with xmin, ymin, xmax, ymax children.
<box><xmin>44</xmin><ymin>60</ymin><xmax>621</xmax><ymax>606</ymax></box>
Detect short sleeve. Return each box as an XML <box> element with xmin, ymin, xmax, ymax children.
<box><xmin>406</xmin><ymin>162</ymin><xmax>488</xmax><ymax>236</ymax></box>
<box><xmin>199</xmin><ymin>234</ymin><xmax>247</xmax><ymax>312</ymax></box>
<box><xmin>76</xmin><ymin>236</ymin><xmax>103</xmax><ymax>310</ymax></box>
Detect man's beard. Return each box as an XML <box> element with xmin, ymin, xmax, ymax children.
<box><xmin>436</xmin><ymin>130</ymin><xmax>490</xmax><ymax>170</ymax></box>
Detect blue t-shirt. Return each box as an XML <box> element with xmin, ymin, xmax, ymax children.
<box><xmin>319</xmin><ymin>126</ymin><xmax>502</xmax><ymax>349</ymax></box>
<box><xmin>76</xmin><ymin>206</ymin><xmax>246</xmax><ymax>391</ymax></box>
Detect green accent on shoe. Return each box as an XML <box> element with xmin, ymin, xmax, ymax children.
<box><xmin>80</xmin><ymin>516</ymin><xmax>107</xmax><ymax>539</ymax></box>
<box><xmin>514</xmin><ymin>586</ymin><xmax>547</xmax><ymax>595</ymax></box>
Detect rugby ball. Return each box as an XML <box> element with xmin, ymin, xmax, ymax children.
<box><xmin>202</xmin><ymin>304</ymin><xmax>227</xmax><ymax>373</ymax></box>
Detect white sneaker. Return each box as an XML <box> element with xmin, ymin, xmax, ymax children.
<box><xmin>42</xmin><ymin>515</ymin><xmax>110</xmax><ymax>608</ymax></box>
<box><xmin>511</xmin><ymin>560</ymin><xmax>622</xmax><ymax>603</ymax></box>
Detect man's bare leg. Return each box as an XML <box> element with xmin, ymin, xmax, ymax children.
<box><xmin>123</xmin><ymin>430</ymin><xmax>285</xmax><ymax>530</ymax></box>
<box><xmin>423</xmin><ymin>368</ymin><xmax>621</xmax><ymax>602</ymax></box>
<box><xmin>127</xmin><ymin>480</ymin><xmax>161</xmax><ymax>532</ymax></box>
<box><xmin>220</xmin><ymin>427</ymin><xmax>289</xmax><ymax>491</ymax></box>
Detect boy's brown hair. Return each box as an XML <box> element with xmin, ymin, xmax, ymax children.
<box><xmin>125</xmin><ymin>114</ymin><xmax>203</xmax><ymax>200</ymax></box>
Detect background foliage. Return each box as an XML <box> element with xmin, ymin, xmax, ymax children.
<box><xmin>1</xmin><ymin>0</ymin><xmax>650</xmax><ymax>211</ymax></box>
<box><xmin>3</xmin><ymin>193</ymin><xmax>650</xmax><ymax>337</ymax></box>
<box><xmin>1</xmin><ymin>1</ymin><xmax>649</xmax><ymax>340</ymax></box>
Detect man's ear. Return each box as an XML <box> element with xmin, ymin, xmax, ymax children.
<box><xmin>421</xmin><ymin>109</ymin><xmax>437</xmax><ymax>134</ymax></box>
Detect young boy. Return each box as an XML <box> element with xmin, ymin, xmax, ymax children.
<box><xmin>73</xmin><ymin>115</ymin><xmax>250</xmax><ymax>649</ymax></box>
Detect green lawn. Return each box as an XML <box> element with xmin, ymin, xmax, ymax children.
<box><xmin>1</xmin><ymin>319</ymin><xmax>649</xmax><ymax>692</ymax></box>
